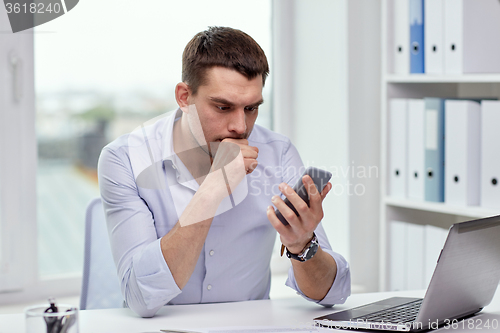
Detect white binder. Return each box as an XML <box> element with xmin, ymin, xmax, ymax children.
<box><xmin>444</xmin><ymin>0</ymin><xmax>500</xmax><ymax>74</ymax></box>
<box><xmin>424</xmin><ymin>98</ymin><xmax>445</xmax><ymax>202</ymax></box>
<box><xmin>445</xmin><ymin>100</ymin><xmax>481</xmax><ymax>206</ymax></box>
<box><xmin>407</xmin><ymin>99</ymin><xmax>425</xmax><ymax>200</ymax></box>
<box><xmin>463</xmin><ymin>0</ymin><xmax>500</xmax><ymax>73</ymax></box>
<box><xmin>393</xmin><ymin>0</ymin><xmax>410</xmax><ymax>74</ymax></box>
<box><xmin>423</xmin><ymin>224</ymin><xmax>447</xmax><ymax>287</ymax></box>
<box><xmin>389</xmin><ymin>99</ymin><xmax>408</xmax><ymax>198</ymax></box>
<box><xmin>390</xmin><ymin>220</ymin><xmax>407</xmax><ymax>291</ymax></box>
<box><xmin>406</xmin><ymin>223</ymin><xmax>425</xmax><ymax>290</ymax></box>
<box><xmin>443</xmin><ymin>0</ymin><xmax>463</xmax><ymax>74</ymax></box>
<box><xmin>481</xmin><ymin>101</ymin><xmax>500</xmax><ymax>209</ymax></box>
<box><xmin>424</xmin><ymin>0</ymin><xmax>444</xmax><ymax>74</ymax></box>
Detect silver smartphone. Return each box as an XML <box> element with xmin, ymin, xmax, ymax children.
<box><xmin>275</xmin><ymin>167</ymin><xmax>332</xmax><ymax>226</ymax></box>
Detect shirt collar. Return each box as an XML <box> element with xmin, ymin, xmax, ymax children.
<box><xmin>162</xmin><ymin>108</ymin><xmax>183</xmax><ymax>163</ymax></box>
<box><xmin>161</xmin><ymin>108</ymin><xmax>200</xmax><ymax>190</ymax></box>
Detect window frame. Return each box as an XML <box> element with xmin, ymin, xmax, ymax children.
<box><xmin>0</xmin><ymin>5</ymin><xmax>82</xmax><ymax>304</ymax></box>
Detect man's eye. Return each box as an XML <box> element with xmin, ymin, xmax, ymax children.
<box><xmin>217</xmin><ymin>106</ymin><xmax>230</xmax><ymax>111</ymax></box>
<box><xmin>245</xmin><ymin>106</ymin><xmax>258</xmax><ymax>112</ymax></box>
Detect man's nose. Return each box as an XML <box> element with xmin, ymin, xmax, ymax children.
<box><xmin>228</xmin><ymin>109</ymin><xmax>247</xmax><ymax>134</ymax></box>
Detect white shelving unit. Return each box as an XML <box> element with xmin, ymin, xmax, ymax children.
<box><xmin>385</xmin><ymin>74</ymin><xmax>500</xmax><ymax>83</ymax></box>
<box><xmin>379</xmin><ymin>0</ymin><xmax>500</xmax><ymax>291</ymax></box>
<box><xmin>384</xmin><ymin>197</ymin><xmax>500</xmax><ymax>219</ymax></box>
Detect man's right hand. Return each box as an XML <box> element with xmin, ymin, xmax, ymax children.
<box><xmin>221</xmin><ymin>138</ymin><xmax>259</xmax><ymax>174</ymax></box>
<box><xmin>208</xmin><ymin>139</ymin><xmax>255</xmax><ymax>199</ymax></box>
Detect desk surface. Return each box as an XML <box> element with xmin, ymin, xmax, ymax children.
<box><xmin>1</xmin><ymin>290</ymin><xmax>499</xmax><ymax>333</ymax></box>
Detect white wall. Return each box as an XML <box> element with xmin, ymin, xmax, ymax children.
<box><xmin>273</xmin><ymin>0</ymin><xmax>350</xmax><ymax>260</ymax></box>
<box><xmin>273</xmin><ymin>0</ymin><xmax>382</xmax><ymax>292</ymax></box>
<box><xmin>347</xmin><ymin>0</ymin><xmax>382</xmax><ymax>293</ymax></box>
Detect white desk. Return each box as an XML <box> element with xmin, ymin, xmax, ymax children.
<box><xmin>1</xmin><ymin>290</ymin><xmax>499</xmax><ymax>333</ymax></box>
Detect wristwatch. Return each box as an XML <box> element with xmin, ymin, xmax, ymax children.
<box><xmin>285</xmin><ymin>233</ymin><xmax>319</xmax><ymax>262</ymax></box>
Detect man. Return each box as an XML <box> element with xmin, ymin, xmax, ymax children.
<box><xmin>98</xmin><ymin>26</ymin><xmax>350</xmax><ymax>318</ymax></box>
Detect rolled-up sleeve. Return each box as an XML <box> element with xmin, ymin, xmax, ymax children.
<box><xmin>98</xmin><ymin>146</ymin><xmax>181</xmax><ymax>317</ymax></box>
<box><xmin>285</xmin><ymin>223</ymin><xmax>351</xmax><ymax>306</ymax></box>
<box><xmin>280</xmin><ymin>140</ymin><xmax>351</xmax><ymax>307</ymax></box>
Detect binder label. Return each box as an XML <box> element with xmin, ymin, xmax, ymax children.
<box><xmin>426</xmin><ymin>110</ymin><xmax>438</xmax><ymax>150</ymax></box>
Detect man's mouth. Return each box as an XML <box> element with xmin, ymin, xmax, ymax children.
<box><xmin>217</xmin><ymin>135</ymin><xmax>247</xmax><ymax>141</ymax></box>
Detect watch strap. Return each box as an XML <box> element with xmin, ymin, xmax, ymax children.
<box><xmin>283</xmin><ymin>233</ymin><xmax>319</xmax><ymax>262</ymax></box>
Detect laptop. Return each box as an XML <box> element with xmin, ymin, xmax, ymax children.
<box><xmin>314</xmin><ymin>215</ymin><xmax>500</xmax><ymax>332</ymax></box>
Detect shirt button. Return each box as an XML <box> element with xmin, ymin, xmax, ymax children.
<box><xmin>209</xmin><ymin>250</ymin><xmax>215</xmax><ymax>256</ymax></box>
<box><xmin>207</xmin><ymin>284</ymin><xmax>212</xmax><ymax>290</ymax></box>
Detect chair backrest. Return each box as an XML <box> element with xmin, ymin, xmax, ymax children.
<box><xmin>80</xmin><ymin>198</ymin><xmax>123</xmax><ymax>310</ymax></box>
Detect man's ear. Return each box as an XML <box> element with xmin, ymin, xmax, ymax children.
<box><xmin>175</xmin><ymin>82</ymin><xmax>192</xmax><ymax>113</ymax></box>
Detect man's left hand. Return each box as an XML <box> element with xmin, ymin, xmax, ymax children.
<box><xmin>267</xmin><ymin>176</ymin><xmax>332</xmax><ymax>254</ymax></box>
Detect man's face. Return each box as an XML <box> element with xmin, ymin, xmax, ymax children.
<box><xmin>187</xmin><ymin>66</ymin><xmax>263</xmax><ymax>147</ymax></box>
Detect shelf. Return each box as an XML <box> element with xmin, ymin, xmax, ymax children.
<box><xmin>379</xmin><ymin>0</ymin><xmax>500</xmax><ymax>292</ymax></box>
<box><xmin>384</xmin><ymin>74</ymin><xmax>500</xmax><ymax>83</ymax></box>
<box><xmin>384</xmin><ymin>196</ymin><xmax>500</xmax><ymax>219</ymax></box>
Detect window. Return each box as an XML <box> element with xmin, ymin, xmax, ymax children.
<box><xmin>0</xmin><ymin>0</ymin><xmax>272</xmax><ymax>302</ymax></box>
<box><xmin>33</xmin><ymin>0</ymin><xmax>272</xmax><ymax>285</ymax></box>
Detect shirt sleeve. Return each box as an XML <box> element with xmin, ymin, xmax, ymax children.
<box><xmin>280</xmin><ymin>140</ymin><xmax>351</xmax><ymax>306</ymax></box>
<box><xmin>285</xmin><ymin>223</ymin><xmax>351</xmax><ymax>306</ymax></box>
<box><xmin>98</xmin><ymin>146</ymin><xmax>181</xmax><ymax>318</ymax></box>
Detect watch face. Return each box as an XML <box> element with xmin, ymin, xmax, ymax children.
<box><xmin>300</xmin><ymin>241</ymin><xmax>319</xmax><ymax>261</ymax></box>
<box><xmin>287</xmin><ymin>233</ymin><xmax>319</xmax><ymax>261</ymax></box>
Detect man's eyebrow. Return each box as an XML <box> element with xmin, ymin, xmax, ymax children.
<box><xmin>209</xmin><ymin>97</ymin><xmax>235</xmax><ymax>106</ymax></box>
<box><xmin>248</xmin><ymin>99</ymin><xmax>264</xmax><ymax>107</ymax></box>
<box><xmin>209</xmin><ymin>97</ymin><xmax>264</xmax><ymax>107</ymax></box>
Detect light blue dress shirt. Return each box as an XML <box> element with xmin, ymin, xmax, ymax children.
<box><xmin>98</xmin><ymin>109</ymin><xmax>351</xmax><ymax>317</ymax></box>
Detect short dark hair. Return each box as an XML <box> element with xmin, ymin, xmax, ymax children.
<box><xmin>182</xmin><ymin>26</ymin><xmax>269</xmax><ymax>94</ymax></box>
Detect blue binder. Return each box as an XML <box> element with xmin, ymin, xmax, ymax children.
<box><xmin>424</xmin><ymin>98</ymin><xmax>445</xmax><ymax>202</ymax></box>
<box><xmin>410</xmin><ymin>0</ymin><xmax>425</xmax><ymax>73</ymax></box>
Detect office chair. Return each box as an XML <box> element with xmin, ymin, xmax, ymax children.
<box><xmin>80</xmin><ymin>197</ymin><xmax>124</xmax><ymax>310</ymax></box>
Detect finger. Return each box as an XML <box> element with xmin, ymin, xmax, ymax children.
<box><xmin>245</xmin><ymin>159</ymin><xmax>258</xmax><ymax>174</ymax></box>
<box><xmin>223</xmin><ymin>138</ymin><xmax>259</xmax><ymax>154</ymax></box>
<box><xmin>271</xmin><ymin>194</ymin><xmax>302</xmax><ymax>228</ymax></box>
<box><xmin>302</xmin><ymin>175</ymin><xmax>321</xmax><ymax>196</ymax></box>
<box><xmin>241</xmin><ymin>146</ymin><xmax>258</xmax><ymax>160</ymax></box>
<box><xmin>320</xmin><ymin>182</ymin><xmax>332</xmax><ymax>200</ymax></box>
<box><xmin>266</xmin><ymin>206</ymin><xmax>293</xmax><ymax>237</ymax></box>
<box><xmin>222</xmin><ymin>138</ymin><xmax>248</xmax><ymax>146</ymax></box>
<box><xmin>303</xmin><ymin>176</ymin><xmax>322</xmax><ymax>211</ymax></box>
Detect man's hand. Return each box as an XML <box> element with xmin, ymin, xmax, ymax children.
<box><xmin>221</xmin><ymin>138</ymin><xmax>259</xmax><ymax>174</ymax></box>
<box><xmin>266</xmin><ymin>176</ymin><xmax>336</xmax><ymax>301</ymax></box>
<box><xmin>267</xmin><ymin>175</ymin><xmax>332</xmax><ymax>253</ymax></box>
<box><xmin>206</xmin><ymin>139</ymin><xmax>257</xmax><ymax>199</ymax></box>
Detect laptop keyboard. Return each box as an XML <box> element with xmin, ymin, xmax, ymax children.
<box><xmin>354</xmin><ymin>299</ymin><xmax>423</xmax><ymax>324</ymax></box>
